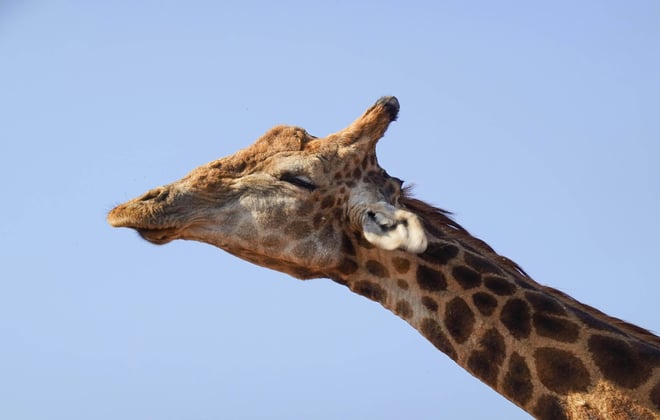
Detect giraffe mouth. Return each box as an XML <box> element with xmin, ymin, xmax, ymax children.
<box><xmin>107</xmin><ymin>198</ymin><xmax>185</xmax><ymax>244</ymax></box>
<box><xmin>107</xmin><ymin>211</ymin><xmax>181</xmax><ymax>244</ymax></box>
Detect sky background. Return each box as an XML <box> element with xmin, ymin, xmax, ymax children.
<box><xmin>1</xmin><ymin>1</ymin><xmax>659</xmax><ymax>419</ymax></box>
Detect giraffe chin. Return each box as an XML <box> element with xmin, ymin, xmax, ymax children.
<box><xmin>136</xmin><ymin>227</ymin><xmax>180</xmax><ymax>245</ymax></box>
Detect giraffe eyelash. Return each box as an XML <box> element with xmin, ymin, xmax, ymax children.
<box><xmin>280</xmin><ymin>173</ymin><xmax>317</xmax><ymax>191</ymax></box>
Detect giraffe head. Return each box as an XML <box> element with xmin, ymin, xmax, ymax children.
<box><xmin>108</xmin><ymin>97</ymin><xmax>427</xmax><ymax>279</ymax></box>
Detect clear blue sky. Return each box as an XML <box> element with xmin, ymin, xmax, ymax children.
<box><xmin>1</xmin><ymin>2</ymin><xmax>658</xmax><ymax>419</ymax></box>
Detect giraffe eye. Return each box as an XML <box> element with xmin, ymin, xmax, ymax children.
<box><xmin>280</xmin><ymin>173</ymin><xmax>317</xmax><ymax>191</ymax></box>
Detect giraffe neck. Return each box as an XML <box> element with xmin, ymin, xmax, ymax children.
<box><xmin>329</xmin><ymin>201</ymin><xmax>660</xmax><ymax>419</ymax></box>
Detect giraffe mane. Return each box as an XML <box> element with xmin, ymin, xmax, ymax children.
<box><xmin>400</xmin><ymin>187</ymin><xmax>529</xmax><ymax>277</ymax></box>
<box><xmin>545</xmin><ymin>287</ymin><xmax>660</xmax><ymax>347</ymax></box>
<box><xmin>401</xmin><ymin>189</ymin><xmax>660</xmax><ymax>347</ymax></box>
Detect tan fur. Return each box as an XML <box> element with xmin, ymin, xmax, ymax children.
<box><xmin>109</xmin><ymin>97</ymin><xmax>660</xmax><ymax>419</ymax></box>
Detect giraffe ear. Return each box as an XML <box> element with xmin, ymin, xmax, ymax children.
<box><xmin>358</xmin><ymin>202</ymin><xmax>428</xmax><ymax>253</ymax></box>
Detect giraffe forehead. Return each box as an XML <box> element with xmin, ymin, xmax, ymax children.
<box><xmin>206</xmin><ymin>130</ymin><xmax>377</xmax><ymax>177</ymax></box>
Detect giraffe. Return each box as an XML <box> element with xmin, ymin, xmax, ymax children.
<box><xmin>108</xmin><ymin>96</ymin><xmax>660</xmax><ymax>419</ymax></box>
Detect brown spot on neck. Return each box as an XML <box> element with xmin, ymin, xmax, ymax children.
<box><xmin>588</xmin><ymin>334</ymin><xmax>658</xmax><ymax>389</ymax></box>
<box><xmin>525</xmin><ymin>291</ymin><xmax>567</xmax><ymax>316</ymax></box>
<box><xmin>534</xmin><ymin>347</ymin><xmax>591</xmax><ymax>395</ymax></box>
<box><xmin>467</xmin><ymin>328</ymin><xmax>506</xmax><ymax>387</ymax></box>
<box><xmin>451</xmin><ymin>265</ymin><xmax>482</xmax><ymax>289</ymax></box>
<box><xmin>502</xmin><ymin>352</ymin><xmax>533</xmax><ymax>407</ymax></box>
<box><xmin>483</xmin><ymin>275</ymin><xmax>515</xmax><ymax>296</ymax></box>
<box><xmin>444</xmin><ymin>297</ymin><xmax>475</xmax><ymax>344</ymax></box>
<box><xmin>420</xmin><ymin>318</ymin><xmax>457</xmax><ymax>361</ymax></box>
<box><xmin>394</xmin><ymin>300</ymin><xmax>412</xmax><ymax>320</ymax></box>
<box><xmin>464</xmin><ymin>253</ymin><xmax>503</xmax><ymax>274</ymax></box>
<box><xmin>532</xmin><ymin>313</ymin><xmax>580</xmax><ymax>343</ymax></box>
<box><xmin>416</xmin><ymin>264</ymin><xmax>447</xmax><ymax>291</ymax></box>
<box><xmin>391</xmin><ymin>256</ymin><xmax>411</xmax><ymax>274</ymax></box>
<box><xmin>421</xmin><ymin>296</ymin><xmax>438</xmax><ymax>313</ymax></box>
<box><xmin>365</xmin><ymin>260</ymin><xmax>389</xmax><ymax>278</ymax></box>
<box><xmin>472</xmin><ymin>292</ymin><xmax>498</xmax><ymax>316</ymax></box>
<box><xmin>419</xmin><ymin>242</ymin><xmax>459</xmax><ymax>265</ymax></box>
<box><xmin>352</xmin><ymin>280</ymin><xmax>387</xmax><ymax>303</ymax></box>
<box><xmin>500</xmin><ymin>298</ymin><xmax>531</xmax><ymax>339</ymax></box>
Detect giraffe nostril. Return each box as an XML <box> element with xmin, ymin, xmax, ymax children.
<box><xmin>140</xmin><ymin>187</ymin><xmax>169</xmax><ymax>203</ymax></box>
